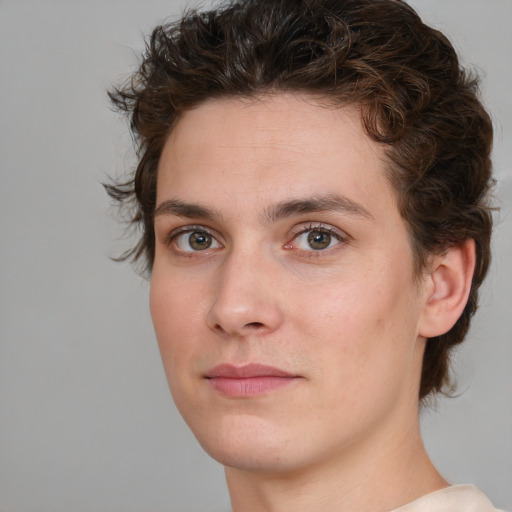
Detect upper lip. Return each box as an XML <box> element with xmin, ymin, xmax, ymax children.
<box><xmin>206</xmin><ymin>363</ymin><xmax>296</xmax><ymax>379</ymax></box>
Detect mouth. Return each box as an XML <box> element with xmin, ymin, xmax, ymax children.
<box><xmin>205</xmin><ymin>363</ymin><xmax>301</xmax><ymax>398</ymax></box>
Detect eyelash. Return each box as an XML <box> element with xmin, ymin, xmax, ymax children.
<box><xmin>165</xmin><ymin>222</ymin><xmax>347</xmax><ymax>256</ymax></box>
<box><xmin>166</xmin><ymin>225</ymin><xmax>221</xmax><ymax>253</ymax></box>
<box><xmin>286</xmin><ymin>223</ymin><xmax>347</xmax><ymax>253</ymax></box>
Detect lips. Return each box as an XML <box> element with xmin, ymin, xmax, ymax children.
<box><xmin>205</xmin><ymin>364</ymin><xmax>300</xmax><ymax>397</ymax></box>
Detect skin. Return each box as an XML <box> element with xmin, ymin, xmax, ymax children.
<box><xmin>150</xmin><ymin>94</ymin><xmax>472</xmax><ymax>512</ymax></box>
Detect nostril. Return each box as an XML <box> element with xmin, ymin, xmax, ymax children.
<box><xmin>210</xmin><ymin>320</ymin><xmax>267</xmax><ymax>338</ymax></box>
<box><xmin>213</xmin><ymin>323</ymin><xmax>227</xmax><ymax>335</ymax></box>
<box><xmin>245</xmin><ymin>322</ymin><xmax>265</xmax><ymax>329</ymax></box>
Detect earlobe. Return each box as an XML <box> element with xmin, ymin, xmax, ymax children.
<box><xmin>418</xmin><ymin>239</ymin><xmax>476</xmax><ymax>338</ymax></box>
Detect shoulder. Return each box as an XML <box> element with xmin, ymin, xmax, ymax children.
<box><xmin>391</xmin><ymin>485</ymin><xmax>505</xmax><ymax>512</ymax></box>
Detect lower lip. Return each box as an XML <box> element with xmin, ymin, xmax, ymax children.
<box><xmin>208</xmin><ymin>376</ymin><xmax>298</xmax><ymax>397</ymax></box>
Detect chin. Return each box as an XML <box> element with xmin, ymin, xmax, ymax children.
<box><xmin>187</xmin><ymin>413</ymin><xmax>307</xmax><ymax>473</ymax></box>
<box><xmin>204</xmin><ymin>443</ymin><xmax>312</xmax><ymax>475</ymax></box>
<box><xmin>205</xmin><ymin>445</ymin><xmax>288</xmax><ymax>473</ymax></box>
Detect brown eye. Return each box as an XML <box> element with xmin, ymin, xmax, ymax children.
<box><xmin>188</xmin><ymin>232</ymin><xmax>212</xmax><ymax>250</ymax></box>
<box><xmin>290</xmin><ymin>225</ymin><xmax>344</xmax><ymax>252</ymax></box>
<box><xmin>307</xmin><ymin>230</ymin><xmax>331</xmax><ymax>250</ymax></box>
<box><xmin>173</xmin><ymin>229</ymin><xmax>221</xmax><ymax>252</ymax></box>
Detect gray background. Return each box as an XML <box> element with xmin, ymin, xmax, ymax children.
<box><xmin>0</xmin><ymin>0</ymin><xmax>510</xmax><ymax>510</ymax></box>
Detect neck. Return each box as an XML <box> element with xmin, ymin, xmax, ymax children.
<box><xmin>225</xmin><ymin>408</ymin><xmax>447</xmax><ymax>512</ymax></box>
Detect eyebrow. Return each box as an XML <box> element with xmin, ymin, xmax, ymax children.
<box><xmin>263</xmin><ymin>195</ymin><xmax>375</xmax><ymax>223</ymax></box>
<box><xmin>154</xmin><ymin>199</ymin><xmax>222</xmax><ymax>221</ymax></box>
<box><xmin>154</xmin><ymin>195</ymin><xmax>374</xmax><ymax>223</ymax></box>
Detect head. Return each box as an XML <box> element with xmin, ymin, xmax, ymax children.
<box><xmin>108</xmin><ymin>0</ymin><xmax>493</xmax><ymax>401</ymax></box>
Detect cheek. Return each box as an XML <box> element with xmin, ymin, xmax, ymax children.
<box><xmin>150</xmin><ymin>276</ymin><xmax>206</xmax><ymax>415</ymax></box>
<box><xmin>292</xmin><ymin>261</ymin><xmax>420</xmax><ymax>387</ymax></box>
<box><xmin>150</xmin><ymin>271</ymin><xmax>201</xmax><ymax>372</ymax></box>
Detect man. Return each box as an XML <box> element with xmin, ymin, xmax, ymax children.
<box><xmin>107</xmin><ymin>0</ymin><xmax>500</xmax><ymax>510</ymax></box>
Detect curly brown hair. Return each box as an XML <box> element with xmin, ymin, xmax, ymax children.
<box><xmin>107</xmin><ymin>0</ymin><xmax>494</xmax><ymax>399</ymax></box>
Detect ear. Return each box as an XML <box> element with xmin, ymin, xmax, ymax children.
<box><xmin>418</xmin><ymin>239</ymin><xmax>476</xmax><ymax>338</ymax></box>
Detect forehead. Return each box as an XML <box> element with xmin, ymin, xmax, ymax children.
<box><xmin>156</xmin><ymin>93</ymin><xmax>397</xmax><ymax>223</ymax></box>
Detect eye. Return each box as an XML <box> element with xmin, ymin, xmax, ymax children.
<box><xmin>289</xmin><ymin>225</ymin><xmax>344</xmax><ymax>251</ymax></box>
<box><xmin>172</xmin><ymin>228</ymin><xmax>222</xmax><ymax>252</ymax></box>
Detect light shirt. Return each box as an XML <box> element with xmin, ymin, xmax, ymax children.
<box><xmin>391</xmin><ymin>485</ymin><xmax>503</xmax><ymax>512</ymax></box>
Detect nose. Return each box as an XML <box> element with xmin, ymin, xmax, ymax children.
<box><xmin>206</xmin><ymin>249</ymin><xmax>284</xmax><ymax>339</ymax></box>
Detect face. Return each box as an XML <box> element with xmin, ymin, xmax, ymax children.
<box><xmin>151</xmin><ymin>94</ymin><xmax>428</xmax><ymax>474</ymax></box>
